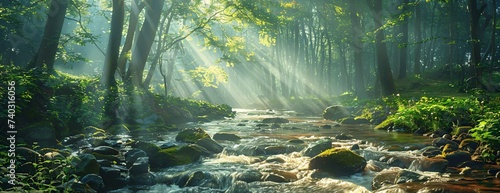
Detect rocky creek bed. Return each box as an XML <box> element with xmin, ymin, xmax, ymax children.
<box><xmin>4</xmin><ymin>109</ymin><xmax>500</xmax><ymax>192</ymax></box>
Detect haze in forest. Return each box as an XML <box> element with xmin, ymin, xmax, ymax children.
<box><xmin>1</xmin><ymin>0</ymin><xmax>499</xmax><ymax>109</ymax></box>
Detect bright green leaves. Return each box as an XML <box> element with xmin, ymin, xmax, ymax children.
<box><xmin>187</xmin><ymin>66</ymin><xmax>228</xmax><ymax>88</ymax></box>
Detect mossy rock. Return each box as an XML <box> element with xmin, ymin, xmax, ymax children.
<box><xmin>150</xmin><ymin>145</ymin><xmax>202</xmax><ymax>168</ymax></box>
<box><xmin>374</xmin><ymin>118</ymin><xmax>394</xmax><ymax>130</ymax></box>
<box><xmin>132</xmin><ymin>141</ymin><xmax>161</xmax><ymax>157</ymax></box>
<box><xmin>175</xmin><ymin>128</ymin><xmax>210</xmax><ymax>143</ymax></box>
<box><xmin>323</xmin><ymin>105</ymin><xmax>351</xmax><ymax>121</ymax></box>
<box><xmin>309</xmin><ymin>148</ymin><xmax>366</xmax><ymax>176</ymax></box>
<box><xmin>71</xmin><ymin>153</ymin><xmax>99</xmax><ymax>176</ymax></box>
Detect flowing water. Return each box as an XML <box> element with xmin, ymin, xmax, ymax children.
<box><xmin>113</xmin><ymin>109</ymin><xmax>495</xmax><ymax>192</ymax></box>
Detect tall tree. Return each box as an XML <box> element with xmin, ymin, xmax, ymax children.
<box><xmin>467</xmin><ymin>0</ymin><xmax>486</xmax><ymax>87</ymax></box>
<box><xmin>413</xmin><ymin>0</ymin><xmax>422</xmax><ymax>75</ymax></box>
<box><xmin>102</xmin><ymin>0</ymin><xmax>125</xmax><ymax>127</ymax></box>
<box><xmin>366</xmin><ymin>0</ymin><xmax>396</xmax><ymax>96</ymax></box>
<box><xmin>102</xmin><ymin>0</ymin><xmax>125</xmax><ymax>86</ymax></box>
<box><xmin>126</xmin><ymin>0</ymin><xmax>165</xmax><ymax>88</ymax></box>
<box><xmin>30</xmin><ymin>0</ymin><xmax>69</xmax><ymax>72</ymax></box>
<box><xmin>349</xmin><ymin>0</ymin><xmax>367</xmax><ymax>98</ymax></box>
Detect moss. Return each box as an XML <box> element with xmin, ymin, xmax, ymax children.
<box><xmin>150</xmin><ymin>147</ymin><xmax>196</xmax><ymax>168</ymax></box>
<box><xmin>175</xmin><ymin>128</ymin><xmax>210</xmax><ymax>143</ymax></box>
<box><xmin>309</xmin><ymin>148</ymin><xmax>366</xmax><ymax>176</ymax></box>
<box><xmin>132</xmin><ymin>141</ymin><xmax>161</xmax><ymax>157</ymax></box>
<box><xmin>375</xmin><ymin>118</ymin><xmax>394</xmax><ymax>130</ymax></box>
<box><xmin>316</xmin><ymin>148</ymin><xmax>365</xmax><ymax>168</ymax></box>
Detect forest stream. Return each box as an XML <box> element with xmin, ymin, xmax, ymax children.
<box><xmin>103</xmin><ymin>109</ymin><xmax>500</xmax><ymax>193</ymax></box>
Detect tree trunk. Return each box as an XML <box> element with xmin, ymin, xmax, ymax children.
<box><xmin>127</xmin><ymin>0</ymin><xmax>165</xmax><ymax>88</ymax></box>
<box><xmin>349</xmin><ymin>0</ymin><xmax>366</xmax><ymax>98</ymax></box>
<box><xmin>102</xmin><ymin>0</ymin><xmax>124</xmax><ymax>128</ymax></box>
<box><xmin>367</xmin><ymin>0</ymin><xmax>396</xmax><ymax>96</ymax></box>
<box><xmin>32</xmin><ymin>0</ymin><xmax>68</xmax><ymax>72</ymax></box>
<box><xmin>117</xmin><ymin>0</ymin><xmax>145</xmax><ymax>78</ymax></box>
<box><xmin>468</xmin><ymin>0</ymin><xmax>484</xmax><ymax>87</ymax></box>
<box><xmin>102</xmin><ymin>0</ymin><xmax>124</xmax><ymax>86</ymax></box>
<box><xmin>489</xmin><ymin>0</ymin><xmax>496</xmax><ymax>82</ymax></box>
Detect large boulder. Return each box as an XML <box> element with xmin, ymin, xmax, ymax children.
<box><xmin>323</xmin><ymin>105</ymin><xmax>351</xmax><ymax>121</ymax></box>
<box><xmin>302</xmin><ymin>138</ymin><xmax>333</xmax><ymax>157</ymax></box>
<box><xmin>213</xmin><ymin>133</ymin><xmax>242</xmax><ymax>141</ymax></box>
<box><xmin>309</xmin><ymin>148</ymin><xmax>366</xmax><ymax>176</ymax></box>
<box><xmin>195</xmin><ymin>138</ymin><xmax>224</xmax><ymax>154</ymax></box>
<box><xmin>71</xmin><ymin>154</ymin><xmax>99</xmax><ymax>176</ymax></box>
<box><xmin>150</xmin><ymin>145</ymin><xmax>202</xmax><ymax>168</ymax></box>
<box><xmin>175</xmin><ymin>128</ymin><xmax>210</xmax><ymax>143</ymax></box>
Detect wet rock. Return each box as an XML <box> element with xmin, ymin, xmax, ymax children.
<box><xmin>62</xmin><ymin>134</ymin><xmax>85</xmax><ymax>145</ymax></box>
<box><xmin>93</xmin><ymin>146</ymin><xmax>119</xmax><ymax>155</ymax></box>
<box><xmin>80</xmin><ymin>174</ymin><xmax>104</xmax><ymax>192</ymax></box>
<box><xmin>309</xmin><ymin>148</ymin><xmax>366</xmax><ymax>176</ymax></box>
<box><xmin>419</xmin><ymin>146</ymin><xmax>441</xmax><ymax>157</ymax></box>
<box><xmin>97</xmin><ymin>160</ymin><xmax>112</xmax><ymax>167</ymax></box>
<box><xmin>213</xmin><ymin>133</ymin><xmax>242</xmax><ymax>141</ymax></box>
<box><xmin>394</xmin><ymin>169</ymin><xmax>429</xmax><ymax>184</ymax></box>
<box><xmin>175</xmin><ymin>128</ymin><xmax>210</xmax><ymax>143</ymax></box>
<box><xmin>264</xmin><ymin>145</ymin><xmax>296</xmax><ymax>155</ymax></box>
<box><xmin>262</xmin><ymin>173</ymin><xmax>287</xmax><ymax>182</ymax></box>
<box><xmin>323</xmin><ymin>105</ymin><xmax>351</xmax><ymax>121</ymax></box>
<box><xmin>232</xmin><ymin>145</ymin><xmax>266</xmax><ymax>156</ymax></box>
<box><xmin>433</xmin><ymin>137</ymin><xmax>459</xmax><ymax>148</ymax></box>
<box><xmin>267</xmin><ymin>170</ymin><xmax>297</xmax><ymax>181</ymax></box>
<box><xmin>302</xmin><ymin>138</ymin><xmax>333</xmax><ymax>157</ymax></box>
<box><xmin>321</xmin><ymin>125</ymin><xmax>332</xmax><ymax>129</ymax></box>
<box><xmin>445</xmin><ymin>151</ymin><xmax>471</xmax><ymax>167</ymax></box>
<box><xmin>366</xmin><ymin>160</ymin><xmax>389</xmax><ymax>172</ymax></box>
<box><xmin>442</xmin><ymin>134</ymin><xmax>452</xmax><ymax>140</ymax></box>
<box><xmin>237</xmin><ymin>123</ymin><xmax>246</xmax><ymax>126</ymax></box>
<box><xmin>183</xmin><ymin>171</ymin><xmax>205</xmax><ymax>187</ymax></box>
<box><xmin>129</xmin><ymin>172</ymin><xmax>156</xmax><ymax>185</ymax></box>
<box><xmin>442</xmin><ymin>143</ymin><xmax>458</xmax><ymax>154</ymax></box>
<box><xmin>270</xmin><ymin>123</ymin><xmax>281</xmax><ymax>129</ymax></box>
<box><xmin>351</xmin><ymin>144</ymin><xmax>360</xmax><ymax>150</ymax></box>
<box><xmin>150</xmin><ymin>146</ymin><xmax>202</xmax><ymax>168</ymax></box>
<box><xmin>459</xmin><ymin>139</ymin><xmax>479</xmax><ymax>153</ymax></box>
<box><xmin>125</xmin><ymin>148</ymin><xmax>147</xmax><ymax>168</ymax></box>
<box><xmin>100</xmin><ymin>166</ymin><xmax>120</xmax><ymax>180</ymax></box>
<box><xmin>225</xmin><ymin>180</ymin><xmax>251</xmax><ymax>193</ymax></box>
<box><xmin>255</xmin><ymin>123</ymin><xmax>269</xmax><ymax>127</ymax></box>
<box><xmin>413</xmin><ymin>128</ymin><xmax>426</xmax><ymax>135</ymax></box>
<box><xmin>335</xmin><ymin>133</ymin><xmax>353</xmax><ymax>140</ymax></box>
<box><xmin>340</xmin><ymin>117</ymin><xmax>370</xmax><ymax>125</ymax></box>
<box><xmin>129</xmin><ymin>157</ymin><xmax>149</xmax><ymax>175</ymax></box>
<box><xmin>287</xmin><ymin>139</ymin><xmax>304</xmax><ymax>144</ymax></box>
<box><xmin>72</xmin><ymin>153</ymin><xmax>99</xmax><ymax>176</ymax></box>
<box><xmin>496</xmin><ymin>171</ymin><xmax>500</xmax><ymax>178</ymax></box>
<box><xmin>458</xmin><ymin>160</ymin><xmax>484</xmax><ymax>169</ymax></box>
<box><xmin>188</xmin><ymin>144</ymin><xmax>212</xmax><ymax>156</ymax></box>
<box><xmin>387</xmin><ymin>157</ymin><xmax>406</xmax><ymax>168</ymax></box>
<box><xmin>100</xmin><ymin>166</ymin><xmax>127</xmax><ymax>190</ymax></box>
<box><xmin>232</xmin><ymin>170</ymin><xmax>263</xmax><ymax>183</ymax></box>
<box><xmin>408</xmin><ymin>157</ymin><xmax>448</xmax><ymax>172</ymax></box>
<box><xmin>372</xmin><ymin>168</ymin><xmax>429</xmax><ymax>190</ymax></box>
<box><xmin>195</xmin><ymin>137</ymin><xmax>224</xmax><ymax>154</ymax></box>
<box><xmin>159</xmin><ymin>142</ymin><xmax>177</xmax><ymax>149</ymax></box>
<box><xmin>261</xmin><ymin>117</ymin><xmax>289</xmax><ymax>123</ymax></box>
<box><xmin>131</xmin><ymin>141</ymin><xmax>161</xmax><ymax>157</ymax></box>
